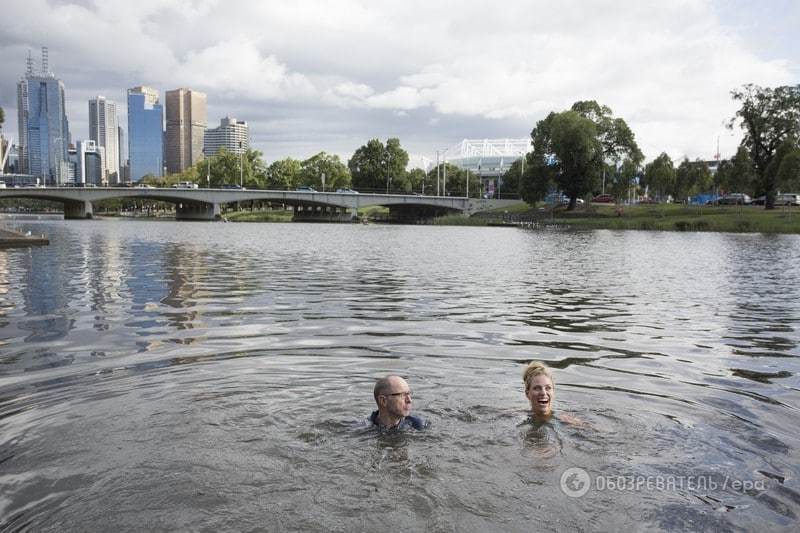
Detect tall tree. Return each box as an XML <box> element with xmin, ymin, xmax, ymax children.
<box><xmin>348</xmin><ymin>138</ymin><xmax>408</xmax><ymax>192</ymax></box>
<box><xmin>609</xmin><ymin>158</ymin><xmax>640</xmax><ymax>201</ymax></box>
<box><xmin>0</xmin><ymin>106</ymin><xmax>5</xmax><ymax>129</ymax></box>
<box><xmin>571</xmin><ymin>100</ymin><xmax>644</xmax><ymax>165</ymax></box>
<box><xmin>500</xmin><ymin>159</ymin><xmax>523</xmax><ymax>198</ymax></box>
<box><xmin>522</xmin><ymin>102</ymin><xmax>642</xmax><ymax>209</ymax></box>
<box><xmin>673</xmin><ymin>158</ymin><xmax>712</xmax><ymax>201</ymax></box>
<box><xmin>765</xmin><ymin>137</ymin><xmax>800</xmax><ymax>193</ymax></box>
<box><xmin>522</xmin><ymin>110</ymin><xmax>603</xmax><ymax>209</ymax></box>
<box><xmin>714</xmin><ymin>146</ymin><xmax>756</xmax><ymax>195</ymax></box>
<box><xmin>643</xmin><ymin>153</ymin><xmax>676</xmax><ymax>201</ymax></box>
<box><xmin>729</xmin><ymin>84</ymin><xmax>800</xmax><ymax>208</ymax></box>
<box><xmin>407</xmin><ymin>168</ymin><xmax>427</xmax><ymax>194</ymax></box>
<box><xmin>299</xmin><ymin>152</ymin><xmax>351</xmax><ymax>190</ymax></box>
<box><xmin>192</xmin><ymin>148</ymin><xmax>266</xmax><ymax>188</ymax></box>
<box><xmin>266</xmin><ymin>158</ymin><xmax>302</xmax><ymax>190</ymax></box>
<box><xmin>776</xmin><ymin>145</ymin><xmax>800</xmax><ymax>192</ymax></box>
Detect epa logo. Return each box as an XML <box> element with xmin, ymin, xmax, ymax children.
<box><xmin>560</xmin><ymin>467</ymin><xmax>591</xmax><ymax>498</ymax></box>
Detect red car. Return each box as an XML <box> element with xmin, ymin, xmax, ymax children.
<box><xmin>592</xmin><ymin>194</ymin><xmax>615</xmax><ymax>203</ymax></box>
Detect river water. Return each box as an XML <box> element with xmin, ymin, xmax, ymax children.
<box><xmin>0</xmin><ymin>220</ymin><xmax>799</xmax><ymax>532</ymax></box>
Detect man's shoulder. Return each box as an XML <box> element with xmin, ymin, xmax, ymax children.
<box><xmin>366</xmin><ymin>411</ymin><xmax>430</xmax><ymax>431</ymax></box>
<box><xmin>401</xmin><ymin>414</ymin><xmax>429</xmax><ymax>430</ymax></box>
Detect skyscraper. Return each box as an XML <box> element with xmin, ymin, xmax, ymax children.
<box><xmin>204</xmin><ymin>117</ymin><xmax>250</xmax><ymax>156</ymax></box>
<box><xmin>127</xmin><ymin>86</ymin><xmax>163</xmax><ymax>181</ymax></box>
<box><xmin>118</xmin><ymin>125</ymin><xmax>129</xmax><ymax>183</ymax></box>
<box><xmin>88</xmin><ymin>96</ymin><xmax>120</xmax><ymax>184</ymax></box>
<box><xmin>75</xmin><ymin>139</ymin><xmax>105</xmax><ymax>186</ymax></box>
<box><xmin>17</xmin><ymin>48</ymin><xmax>71</xmax><ymax>184</ymax></box>
<box><xmin>165</xmin><ymin>88</ymin><xmax>207</xmax><ymax>174</ymax></box>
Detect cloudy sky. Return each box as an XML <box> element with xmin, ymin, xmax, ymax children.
<box><xmin>1</xmin><ymin>0</ymin><xmax>797</xmax><ymax>168</ymax></box>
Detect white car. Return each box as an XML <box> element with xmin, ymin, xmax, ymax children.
<box><xmin>777</xmin><ymin>193</ymin><xmax>800</xmax><ymax>206</ymax></box>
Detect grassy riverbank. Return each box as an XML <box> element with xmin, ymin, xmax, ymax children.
<box><xmin>479</xmin><ymin>203</ymin><xmax>800</xmax><ymax>233</ymax></box>
<box><xmin>224</xmin><ymin>210</ymin><xmax>293</xmax><ymax>222</ymax></box>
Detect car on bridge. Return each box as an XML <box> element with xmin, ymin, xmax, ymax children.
<box><xmin>173</xmin><ymin>181</ymin><xmax>199</xmax><ymax>189</ymax></box>
<box><xmin>335</xmin><ymin>188</ymin><xmax>358</xmax><ymax>194</ymax></box>
<box><xmin>221</xmin><ymin>184</ymin><xmax>245</xmax><ymax>190</ymax></box>
<box><xmin>295</xmin><ymin>186</ymin><xmax>317</xmax><ymax>192</ymax></box>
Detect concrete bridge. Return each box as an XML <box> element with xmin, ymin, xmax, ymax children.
<box><xmin>0</xmin><ymin>186</ymin><xmax>503</xmax><ymax>221</ymax></box>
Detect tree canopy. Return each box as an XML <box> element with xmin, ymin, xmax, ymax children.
<box><xmin>673</xmin><ymin>158</ymin><xmax>712</xmax><ymax>201</ymax></box>
<box><xmin>643</xmin><ymin>153</ymin><xmax>675</xmax><ymax>201</ymax></box>
<box><xmin>522</xmin><ymin>110</ymin><xmax>602</xmax><ymax>208</ymax></box>
<box><xmin>298</xmin><ymin>152</ymin><xmax>351</xmax><ymax>191</ymax></box>
<box><xmin>265</xmin><ymin>158</ymin><xmax>302</xmax><ymax>190</ymax></box>
<box><xmin>729</xmin><ymin>84</ymin><xmax>800</xmax><ymax>208</ymax></box>
<box><xmin>521</xmin><ymin>102</ymin><xmax>641</xmax><ymax>209</ymax></box>
<box><xmin>348</xmin><ymin>138</ymin><xmax>409</xmax><ymax>192</ymax></box>
<box><xmin>714</xmin><ymin>147</ymin><xmax>755</xmax><ymax>196</ymax></box>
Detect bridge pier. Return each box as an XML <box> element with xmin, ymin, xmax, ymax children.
<box><xmin>389</xmin><ymin>205</ymin><xmax>455</xmax><ymax>223</ymax></box>
<box><xmin>292</xmin><ymin>205</ymin><xmax>355</xmax><ymax>222</ymax></box>
<box><xmin>175</xmin><ymin>201</ymin><xmax>220</xmax><ymax>221</ymax></box>
<box><xmin>64</xmin><ymin>200</ymin><xmax>94</xmax><ymax>219</ymax></box>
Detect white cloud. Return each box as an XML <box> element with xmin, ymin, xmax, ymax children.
<box><xmin>172</xmin><ymin>39</ymin><xmax>317</xmax><ymax>101</ymax></box>
<box><xmin>0</xmin><ymin>0</ymin><xmax>796</xmax><ymax>162</ymax></box>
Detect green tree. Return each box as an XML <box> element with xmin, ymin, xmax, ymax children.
<box><xmin>673</xmin><ymin>159</ymin><xmax>712</xmax><ymax>201</ymax></box>
<box><xmin>714</xmin><ymin>146</ymin><xmax>756</xmax><ymax>195</ymax></box>
<box><xmin>608</xmin><ymin>158</ymin><xmax>640</xmax><ymax>201</ymax></box>
<box><xmin>522</xmin><ymin>110</ymin><xmax>603</xmax><ymax>209</ymax></box>
<box><xmin>407</xmin><ymin>168</ymin><xmax>427</xmax><ymax>194</ymax></box>
<box><xmin>643</xmin><ymin>153</ymin><xmax>676</xmax><ymax>201</ymax></box>
<box><xmin>299</xmin><ymin>152</ymin><xmax>351</xmax><ymax>190</ymax></box>
<box><xmin>266</xmin><ymin>158</ymin><xmax>302</xmax><ymax>189</ymax></box>
<box><xmin>571</xmin><ymin>101</ymin><xmax>644</xmax><ymax>165</ymax></box>
<box><xmin>348</xmin><ymin>138</ymin><xmax>409</xmax><ymax>192</ymax></box>
<box><xmin>0</xmin><ymin>106</ymin><xmax>5</xmax><ymax>129</ymax></box>
<box><xmin>190</xmin><ymin>148</ymin><xmax>266</xmax><ymax>188</ymax></box>
<box><xmin>765</xmin><ymin>137</ymin><xmax>800</xmax><ymax>193</ymax></box>
<box><xmin>729</xmin><ymin>84</ymin><xmax>800</xmax><ymax>208</ymax></box>
<box><xmin>522</xmin><ymin>102</ymin><xmax>642</xmax><ymax>209</ymax></box>
<box><xmin>776</xmin><ymin>146</ymin><xmax>800</xmax><ymax>192</ymax></box>
<box><xmin>500</xmin><ymin>159</ymin><xmax>523</xmax><ymax>197</ymax></box>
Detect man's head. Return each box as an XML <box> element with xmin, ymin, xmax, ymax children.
<box><xmin>523</xmin><ymin>361</ymin><xmax>555</xmax><ymax>419</ymax></box>
<box><xmin>374</xmin><ymin>375</ymin><xmax>413</xmax><ymax>419</ymax></box>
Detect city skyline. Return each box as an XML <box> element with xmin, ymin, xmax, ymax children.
<box><xmin>1</xmin><ymin>1</ymin><xmax>798</xmax><ymax>169</ymax></box>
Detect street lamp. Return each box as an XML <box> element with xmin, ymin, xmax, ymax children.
<box><xmin>436</xmin><ymin>148</ymin><xmax>448</xmax><ymax>196</ymax></box>
<box><xmin>203</xmin><ymin>148</ymin><xmax>210</xmax><ymax>188</ymax></box>
<box><xmin>385</xmin><ymin>151</ymin><xmax>391</xmax><ymax>194</ymax></box>
<box><xmin>442</xmin><ymin>150</ymin><xmax>448</xmax><ymax>196</ymax></box>
<box><xmin>238</xmin><ymin>141</ymin><xmax>243</xmax><ymax>187</ymax></box>
<box><xmin>436</xmin><ymin>150</ymin><xmax>440</xmax><ymax>196</ymax></box>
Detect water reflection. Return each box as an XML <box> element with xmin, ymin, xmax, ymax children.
<box><xmin>0</xmin><ymin>222</ymin><xmax>798</xmax><ymax>530</ymax></box>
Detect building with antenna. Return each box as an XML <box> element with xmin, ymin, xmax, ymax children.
<box><xmin>16</xmin><ymin>47</ymin><xmax>71</xmax><ymax>184</ymax></box>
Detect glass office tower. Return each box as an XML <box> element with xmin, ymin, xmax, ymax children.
<box><xmin>17</xmin><ymin>48</ymin><xmax>71</xmax><ymax>184</ymax></box>
<box><xmin>127</xmin><ymin>86</ymin><xmax>163</xmax><ymax>181</ymax></box>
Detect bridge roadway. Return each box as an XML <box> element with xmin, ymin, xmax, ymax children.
<box><xmin>0</xmin><ymin>187</ymin><xmax>472</xmax><ymax>221</ymax></box>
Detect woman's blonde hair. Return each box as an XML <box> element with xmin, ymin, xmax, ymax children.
<box><xmin>523</xmin><ymin>361</ymin><xmax>554</xmax><ymax>392</ymax></box>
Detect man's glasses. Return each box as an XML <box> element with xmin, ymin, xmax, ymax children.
<box><xmin>385</xmin><ymin>391</ymin><xmax>412</xmax><ymax>399</ymax></box>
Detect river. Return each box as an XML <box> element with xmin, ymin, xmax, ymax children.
<box><xmin>1</xmin><ymin>219</ymin><xmax>799</xmax><ymax>531</ymax></box>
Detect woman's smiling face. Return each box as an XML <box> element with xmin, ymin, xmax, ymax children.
<box><xmin>526</xmin><ymin>374</ymin><xmax>554</xmax><ymax>419</ymax></box>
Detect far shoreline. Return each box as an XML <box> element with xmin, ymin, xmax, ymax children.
<box><xmin>3</xmin><ymin>203</ymin><xmax>800</xmax><ymax>234</ymax></box>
